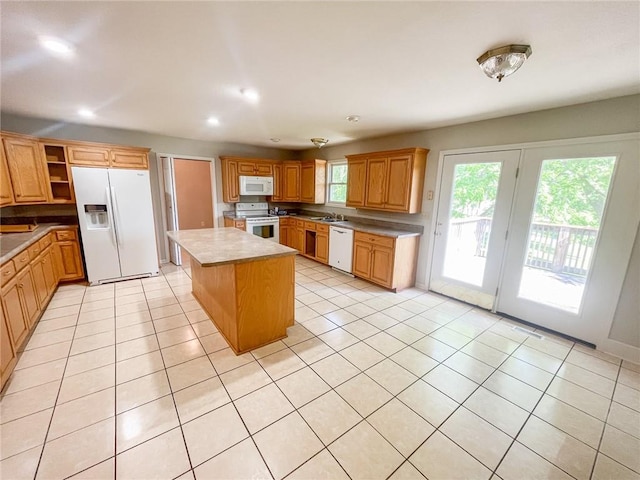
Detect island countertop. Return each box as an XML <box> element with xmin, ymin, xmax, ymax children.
<box><xmin>167</xmin><ymin>228</ymin><xmax>297</xmax><ymax>267</ymax></box>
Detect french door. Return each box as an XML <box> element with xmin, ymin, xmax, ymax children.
<box><xmin>430</xmin><ymin>150</ymin><xmax>520</xmax><ymax>309</ymax></box>
<box><xmin>431</xmin><ymin>138</ymin><xmax>639</xmax><ymax>345</ymax></box>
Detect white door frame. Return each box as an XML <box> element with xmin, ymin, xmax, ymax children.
<box><xmin>427</xmin><ymin>132</ymin><xmax>639</xmax><ymax>360</ymax></box>
<box><xmin>155</xmin><ymin>153</ymin><xmax>217</xmax><ymax>264</ymax></box>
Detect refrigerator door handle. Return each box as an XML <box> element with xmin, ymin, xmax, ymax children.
<box><xmin>110</xmin><ymin>186</ymin><xmax>123</xmax><ymax>247</ymax></box>
<box><xmin>105</xmin><ymin>186</ymin><xmax>118</xmax><ymax>246</ymax></box>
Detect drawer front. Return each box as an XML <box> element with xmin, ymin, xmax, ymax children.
<box><xmin>304</xmin><ymin>221</ymin><xmax>316</xmax><ymax>231</ymax></box>
<box><xmin>354</xmin><ymin>231</ymin><xmax>395</xmax><ymax>249</ymax></box>
<box><xmin>13</xmin><ymin>250</ymin><xmax>31</xmax><ymax>270</ymax></box>
<box><xmin>234</xmin><ymin>220</ymin><xmax>246</xmax><ymax>230</ymax></box>
<box><xmin>278</xmin><ymin>217</ymin><xmax>289</xmax><ymax>226</ymax></box>
<box><xmin>28</xmin><ymin>242</ymin><xmax>42</xmax><ymax>261</ymax></box>
<box><xmin>56</xmin><ymin>229</ymin><xmax>77</xmax><ymax>241</ymax></box>
<box><xmin>296</xmin><ymin>219</ymin><xmax>304</xmax><ymax>228</ymax></box>
<box><xmin>39</xmin><ymin>233</ymin><xmax>53</xmax><ymax>250</ymax></box>
<box><xmin>0</xmin><ymin>260</ymin><xmax>16</xmax><ymax>285</ymax></box>
<box><xmin>316</xmin><ymin>224</ymin><xmax>329</xmax><ymax>233</ymax></box>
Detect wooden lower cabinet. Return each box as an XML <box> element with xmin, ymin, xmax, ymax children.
<box><xmin>32</xmin><ymin>246</ymin><xmax>57</xmax><ymax>307</ymax></box>
<box><xmin>223</xmin><ymin>217</ymin><xmax>246</xmax><ymax>230</ymax></box>
<box><xmin>316</xmin><ymin>232</ymin><xmax>329</xmax><ymax>264</ymax></box>
<box><xmin>0</xmin><ymin>228</ymin><xmax>85</xmax><ymax>389</ymax></box>
<box><xmin>54</xmin><ymin>231</ymin><xmax>84</xmax><ymax>282</ymax></box>
<box><xmin>0</xmin><ymin>305</ymin><xmax>17</xmax><ymax>388</ymax></box>
<box><xmin>352</xmin><ymin>231</ymin><xmax>419</xmax><ymax>291</ymax></box>
<box><xmin>1</xmin><ymin>277</ymin><xmax>30</xmax><ymax>350</ymax></box>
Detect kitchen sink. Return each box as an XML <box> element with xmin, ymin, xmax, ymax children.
<box><xmin>308</xmin><ymin>216</ymin><xmax>342</xmax><ymax>222</ymax></box>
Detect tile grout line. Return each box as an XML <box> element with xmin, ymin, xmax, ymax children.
<box><xmin>588</xmin><ymin>359</ymin><xmax>622</xmax><ymax>480</ymax></box>
<box><xmin>32</xmin><ymin>283</ymin><xmax>89</xmax><ymax>480</ymax></box>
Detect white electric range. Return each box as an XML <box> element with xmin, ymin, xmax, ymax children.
<box><xmin>235</xmin><ymin>202</ymin><xmax>280</xmax><ymax>243</ymax></box>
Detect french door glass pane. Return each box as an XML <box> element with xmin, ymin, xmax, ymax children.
<box><xmin>442</xmin><ymin>162</ymin><xmax>501</xmax><ymax>286</ymax></box>
<box><xmin>517</xmin><ymin>157</ymin><xmax>616</xmax><ymax>313</ymax></box>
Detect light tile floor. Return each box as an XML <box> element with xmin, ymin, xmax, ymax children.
<box><xmin>1</xmin><ymin>256</ymin><xmax>639</xmax><ymax>480</ymax></box>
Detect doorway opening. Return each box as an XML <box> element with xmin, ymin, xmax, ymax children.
<box><xmin>159</xmin><ymin>155</ymin><xmax>216</xmax><ymax>266</ymax></box>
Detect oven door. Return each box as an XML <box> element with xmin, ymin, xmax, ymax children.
<box><xmin>246</xmin><ymin>219</ymin><xmax>280</xmax><ymax>243</ymax></box>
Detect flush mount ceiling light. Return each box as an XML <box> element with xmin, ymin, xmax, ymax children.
<box><xmin>310</xmin><ymin>138</ymin><xmax>329</xmax><ymax>148</ymax></box>
<box><xmin>38</xmin><ymin>36</ymin><xmax>75</xmax><ymax>57</ymax></box>
<box><xmin>477</xmin><ymin>44</ymin><xmax>532</xmax><ymax>82</ymax></box>
<box><xmin>270</xmin><ymin>138</ymin><xmax>281</xmax><ymax>143</ymax></box>
<box><xmin>346</xmin><ymin>115</ymin><xmax>360</xmax><ymax>123</ymax></box>
<box><xmin>206</xmin><ymin>116</ymin><xmax>220</xmax><ymax>126</ymax></box>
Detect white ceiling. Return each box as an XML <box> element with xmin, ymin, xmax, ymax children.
<box><xmin>1</xmin><ymin>2</ymin><xmax>639</xmax><ymax>150</ymax></box>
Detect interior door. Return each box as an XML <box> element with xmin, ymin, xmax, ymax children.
<box><xmin>162</xmin><ymin>156</ymin><xmax>181</xmax><ymax>265</ymax></box>
<box><xmin>173</xmin><ymin>158</ymin><xmax>215</xmax><ymax>266</ymax></box>
<box><xmin>430</xmin><ymin>151</ymin><xmax>520</xmax><ymax>309</ymax></box>
<box><xmin>497</xmin><ymin>139</ymin><xmax>639</xmax><ymax>344</ymax></box>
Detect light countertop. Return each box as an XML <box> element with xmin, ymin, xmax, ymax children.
<box><xmin>223</xmin><ymin>212</ymin><xmax>422</xmax><ymax>239</ymax></box>
<box><xmin>167</xmin><ymin>228</ymin><xmax>297</xmax><ymax>267</ymax></box>
<box><xmin>0</xmin><ymin>224</ymin><xmax>77</xmax><ymax>264</ymax></box>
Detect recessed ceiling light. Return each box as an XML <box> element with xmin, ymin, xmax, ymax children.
<box><xmin>346</xmin><ymin>115</ymin><xmax>360</xmax><ymax>123</ymax></box>
<box><xmin>78</xmin><ymin>108</ymin><xmax>95</xmax><ymax>119</ymax></box>
<box><xmin>207</xmin><ymin>117</ymin><xmax>220</xmax><ymax>126</ymax></box>
<box><xmin>240</xmin><ymin>88</ymin><xmax>259</xmax><ymax>103</ymax></box>
<box><xmin>38</xmin><ymin>36</ymin><xmax>75</xmax><ymax>57</ymax></box>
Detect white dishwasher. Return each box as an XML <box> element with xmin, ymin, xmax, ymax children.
<box><xmin>329</xmin><ymin>226</ymin><xmax>354</xmax><ymax>273</ymax></box>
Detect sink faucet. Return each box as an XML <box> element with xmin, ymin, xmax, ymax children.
<box><xmin>330</xmin><ymin>212</ymin><xmax>337</xmax><ymax>219</ymax></box>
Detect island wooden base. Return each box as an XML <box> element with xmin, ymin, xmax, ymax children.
<box><xmin>191</xmin><ymin>255</ymin><xmax>295</xmax><ymax>354</ymax></box>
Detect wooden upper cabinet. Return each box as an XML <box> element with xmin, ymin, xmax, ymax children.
<box><xmin>0</xmin><ymin>143</ymin><xmax>15</xmax><ymax>206</ymax></box>
<box><xmin>282</xmin><ymin>162</ymin><xmax>301</xmax><ymax>202</ymax></box>
<box><xmin>364</xmin><ymin>157</ymin><xmax>387</xmax><ymax>209</ymax></box>
<box><xmin>221</xmin><ymin>158</ymin><xmax>240</xmax><ymax>203</ymax></box>
<box><xmin>272</xmin><ymin>163</ymin><xmax>283</xmax><ymax>202</ymax></box>
<box><xmin>346</xmin><ymin>148</ymin><xmax>428</xmax><ymax>213</ymax></box>
<box><xmin>300</xmin><ymin>159</ymin><xmax>326</xmax><ymax>204</ymax></box>
<box><xmin>2</xmin><ymin>134</ymin><xmax>49</xmax><ymax>203</ymax></box>
<box><xmin>67</xmin><ymin>143</ymin><xmax>149</xmax><ymax>169</ymax></box>
<box><xmin>238</xmin><ymin>161</ymin><xmax>258</xmax><ymax>175</ymax></box>
<box><xmin>238</xmin><ymin>160</ymin><xmax>273</xmax><ymax>176</ymax></box>
<box><xmin>345</xmin><ymin>158</ymin><xmax>367</xmax><ymax>208</ymax></box>
<box><xmin>41</xmin><ymin>143</ymin><xmax>75</xmax><ymax>204</ymax></box>
<box><xmin>111</xmin><ymin>149</ymin><xmax>148</xmax><ymax>169</ymax></box>
<box><xmin>383</xmin><ymin>154</ymin><xmax>413</xmax><ymax>211</ymax></box>
<box><xmin>67</xmin><ymin>145</ymin><xmax>110</xmax><ymax>166</ymax></box>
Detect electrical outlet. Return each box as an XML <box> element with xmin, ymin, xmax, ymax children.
<box><xmin>427</xmin><ymin>190</ymin><xmax>434</xmax><ymax>200</ymax></box>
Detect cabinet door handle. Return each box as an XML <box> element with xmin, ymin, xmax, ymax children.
<box><xmin>21</xmin><ymin>258</ymin><xmax>27</xmax><ymax>262</ymax></box>
<box><xmin>3</xmin><ymin>271</ymin><xmax>11</xmax><ymax>276</ymax></box>
<box><xmin>19</xmin><ymin>283</ymin><xmax>24</xmax><ymax>288</ymax></box>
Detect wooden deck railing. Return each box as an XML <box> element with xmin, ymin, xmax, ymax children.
<box><xmin>449</xmin><ymin>218</ymin><xmax>598</xmax><ymax>276</ymax></box>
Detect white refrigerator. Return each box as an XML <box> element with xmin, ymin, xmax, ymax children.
<box><xmin>72</xmin><ymin>166</ymin><xmax>159</xmax><ymax>285</ymax></box>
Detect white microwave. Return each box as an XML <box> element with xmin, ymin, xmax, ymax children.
<box><xmin>239</xmin><ymin>176</ymin><xmax>274</xmax><ymax>196</ymax></box>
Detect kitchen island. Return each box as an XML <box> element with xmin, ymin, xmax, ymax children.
<box><xmin>167</xmin><ymin>228</ymin><xmax>297</xmax><ymax>354</ymax></box>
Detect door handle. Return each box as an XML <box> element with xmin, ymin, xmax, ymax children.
<box><xmin>105</xmin><ymin>186</ymin><xmax>118</xmax><ymax>246</ymax></box>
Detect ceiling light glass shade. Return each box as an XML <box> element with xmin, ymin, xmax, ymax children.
<box><xmin>310</xmin><ymin>138</ymin><xmax>329</xmax><ymax>148</ymax></box>
<box><xmin>477</xmin><ymin>45</ymin><xmax>532</xmax><ymax>82</ymax></box>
